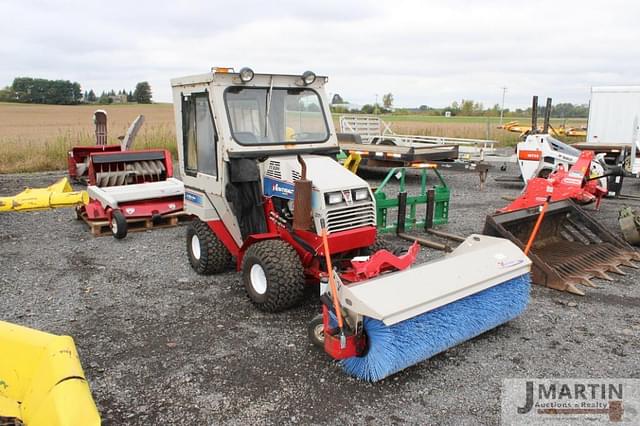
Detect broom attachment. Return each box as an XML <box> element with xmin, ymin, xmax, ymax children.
<box><xmin>319</xmin><ymin>234</ymin><xmax>532</xmax><ymax>381</ymax></box>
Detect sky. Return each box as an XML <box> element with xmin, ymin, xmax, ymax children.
<box><xmin>2</xmin><ymin>0</ymin><xmax>640</xmax><ymax>109</ymax></box>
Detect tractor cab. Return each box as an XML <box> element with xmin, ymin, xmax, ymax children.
<box><xmin>171</xmin><ymin>68</ymin><xmax>377</xmax><ymax>285</ymax></box>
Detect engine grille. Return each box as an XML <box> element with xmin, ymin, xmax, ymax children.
<box><xmin>326</xmin><ymin>202</ymin><xmax>376</xmax><ymax>233</ymax></box>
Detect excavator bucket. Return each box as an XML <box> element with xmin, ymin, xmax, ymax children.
<box><xmin>0</xmin><ymin>321</ymin><xmax>100</xmax><ymax>425</ymax></box>
<box><xmin>484</xmin><ymin>199</ymin><xmax>640</xmax><ymax>295</ymax></box>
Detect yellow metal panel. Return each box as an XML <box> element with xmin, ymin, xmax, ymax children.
<box><xmin>0</xmin><ymin>178</ymin><xmax>88</xmax><ymax>212</ymax></box>
<box><xmin>0</xmin><ymin>321</ymin><xmax>100</xmax><ymax>425</ymax></box>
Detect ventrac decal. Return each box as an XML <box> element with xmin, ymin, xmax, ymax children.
<box><xmin>185</xmin><ymin>191</ymin><xmax>204</xmax><ymax>206</ymax></box>
<box><xmin>263</xmin><ymin>176</ymin><xmax>295</xmax><ymax>200</ymax></box>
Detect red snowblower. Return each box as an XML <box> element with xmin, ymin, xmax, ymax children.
<box><xmin>78</xmin><ymin>149</ymin><xmax>184</xmax><ymax>239</ymax></box>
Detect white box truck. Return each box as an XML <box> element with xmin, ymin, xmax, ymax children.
<box><xmin>575</xmin><ymin>86</ymin><xmax>640</xmax><ymax>178</ymax></box>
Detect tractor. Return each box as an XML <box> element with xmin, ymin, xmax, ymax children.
<box><xmin>170</xmin><ymin>68</ymin><xmax>531</xmax><ymax>379</ymax></box>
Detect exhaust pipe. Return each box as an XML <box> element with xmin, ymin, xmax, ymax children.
<box><xmin>293</xmin><ymin>155</ymin><xmax>313</xmax><ymax>231</ymax></box>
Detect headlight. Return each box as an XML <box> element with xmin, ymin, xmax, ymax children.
<box><xmin>239</xmin><ymin>67</ymin><xmax>254</xmax><ymax>83</ymax></box>
<box><xmin>301</xmin><ymin>70</ymin><xmax>316</xmax><ymax>85</ymax></box>
<box><xmin>325</xmin><ymin>191</ymin><xmax>343</xmax><ymax>205</ymax></box>
<box><xmin>353</xmin><ymin>188</ymin><xmax>369</xmax><ymax>201</ymax></box>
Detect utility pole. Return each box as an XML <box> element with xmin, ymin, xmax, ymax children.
<box><xmin>500</xmin><ymin>86</ymin><xmax>507</xmax><ymax>125</ymax></box>
<box><xmin>374</xmin><ymin>93</ymin><xmax>379</xmax><ymax>115</ymax></box>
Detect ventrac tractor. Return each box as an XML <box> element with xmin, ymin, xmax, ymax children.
<box><xmin>170</xmin><ymin>67</ymin><xmax>530</xmax><ymax>367</ymax></box>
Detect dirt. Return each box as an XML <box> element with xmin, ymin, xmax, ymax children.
<box><xmin>1</xmin><ymin>167</ymin><xmax>639</xmax><ymax>425</ymax></box>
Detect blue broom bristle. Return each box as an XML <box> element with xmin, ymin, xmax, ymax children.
<box><xmin>340</xmin><ymin>273</ymin><xmax>531</xmax><ymax>382</ymax></box>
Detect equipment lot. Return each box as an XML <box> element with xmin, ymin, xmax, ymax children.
<box><xmin>1</xmin><ymin>169</ymin><xmax>639</xmax><ymax>425</ymax></box>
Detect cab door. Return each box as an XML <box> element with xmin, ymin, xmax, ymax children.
<box><xmin>181</xmin><ymin>91</ymin><xmax>221</xmax><ymax>195</ymax></box>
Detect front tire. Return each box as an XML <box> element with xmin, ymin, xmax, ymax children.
<box><xmin>242</xmin><ymin>239</ymin><xmax>305</xmax><ymax>312</ymax></box>
<box><xmin>186</xmin><ymin>219</ymin><xmax>231</xmax><ymax>275</ymax></box>
<box><xmin>110</xmin><ymin>210</ymin><xmax>128</xmax><ymax>239</ymax></box>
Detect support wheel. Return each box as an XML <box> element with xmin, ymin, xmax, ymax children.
<box><xmin>187</xmin><ymin>219</ymin><xmax>231</xmax><ymax>275</ymax></box>
<box><xmin>242</xmin><ymin>239</ymin><xmax>305</xmax><ymax>312</ymax></box>
<box><xmin>110</xmin><ymin>210</ymin><xmax>128</xmax><ymax>239</ymax></box>
<box><xmin>308</xmin><ymin>314</ymin><xmax>325</xmax><ymax>349</ymax></box>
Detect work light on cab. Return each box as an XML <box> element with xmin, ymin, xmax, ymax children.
<box><xmin>239</xmin><ymin>67</ymin><xmax>254</xmax><ymax>83</ymax></box>
<box><xmin>301</xmin><ymin>70</ymin><xmax>316</xmax><ymax>85</ymax></box>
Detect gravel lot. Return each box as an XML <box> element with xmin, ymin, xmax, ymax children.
<box><xmin>1</xmin><ymin>167</ymin><xmax>639</xmax><ymax>425</ymax></box>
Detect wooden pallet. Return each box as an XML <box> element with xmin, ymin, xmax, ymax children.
<box><xmin>78</xmin><ymin>210</ymin><xmax>191</xmax><ymax>237</ymax></box>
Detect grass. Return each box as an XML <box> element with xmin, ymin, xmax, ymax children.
<box><xmin>0</xmin><ymin>102</ymin><xmax>587</xmax><ymax>173</ymax></box>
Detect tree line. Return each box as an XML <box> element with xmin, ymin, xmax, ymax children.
<box><xmin>0</xmin><ymin>78</ymin><xmax>153</xmax><ymax>105</ymax></box>
<box><xmin>330</xmin><ymin>93</ymin><xmax>589</xmax><ymax>118</ymax></box>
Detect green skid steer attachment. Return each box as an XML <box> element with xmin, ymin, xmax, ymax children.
<box><xmin>375</xmin><ymin>167</ymin><xmax>450</xmax><ymax>234</ymax></box>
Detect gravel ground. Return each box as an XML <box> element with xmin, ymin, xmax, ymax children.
<box><xmin>1</xmin><ymin>167</ymin><xmax>639</xmax><ymax>425</ymax></box>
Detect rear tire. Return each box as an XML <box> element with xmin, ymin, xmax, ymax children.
<box><xmin>187</xmin><ymin>219</ymin><xmax>231</xmax><ymax>275</ymax></box>
<box><xmin>110</xmin><ymin>210</ymin><xmax>128</xmax><ymax>239</ymax></box>
<box><xmin>242</xmin><ymin>239</ymin><xmax>305</xmax><ymax>312</ymax></box>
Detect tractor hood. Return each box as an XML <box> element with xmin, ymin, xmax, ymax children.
<box><xmin>262</xmin><ymin>155</ymin><xmax>368</xmax><ymax>193</ymax></box>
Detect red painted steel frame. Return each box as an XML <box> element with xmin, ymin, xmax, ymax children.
<box><xmin>83</xmin><ymin>196</ymin><xmax>184</xmax><ymax>221</ymax></box>
<box><xmin>206</xmin><ymin>196</ymin><xmax>378</xmax><ymax>275</ymax></box>
<box><xmin>67</xmin><ymin>145</ymin><xmax>121</xmax><ymax>179</ymax></box>
<box><xmin>501</xmin><ymin>150</ymin><xmax>607</xmax><ymax>213</ymax></box>
<box><xmin>87</xmin><ymin>149</ymin><xmax>174</xmax><ymax>186</ymax></box>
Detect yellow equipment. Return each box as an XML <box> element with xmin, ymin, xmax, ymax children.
<box><xmin>0</xmin><ymin>178</ymin><xmax>88</xmax><ymax>212</ymax></box>
<box><xmin>498</xmin><ymin>121</ymin><xmax>587</xmax><ymax>138</ymax></box>
<box><xmin>0</xmin><ymin>321</ymin><xmax>100</xmax><ymax>426</ymax></box>
<box><xmin>342</xmin><ymin>151</ymin><xmax>362</xmax><ymax>173</ymax></box>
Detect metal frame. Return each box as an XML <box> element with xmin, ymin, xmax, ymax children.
<box><xmin>374</xmin><ymin>167</ymin><xmax>449</xmax><ymax>233</ymax></box>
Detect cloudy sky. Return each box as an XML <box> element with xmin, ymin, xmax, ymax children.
<box><xmin>2</xmin><ymin>0</ymin><xmax>639</xmax><ymax>109</ymax></box>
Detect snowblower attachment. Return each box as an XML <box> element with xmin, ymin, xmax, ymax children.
<box><xmin>484</xmin><ymin>199</ymin><xmax>640</xmax><ymax>295</ymax></box>
<box><xmin>327</xmin><ymin>234</ymin><xmax>531</xmax><ymax>381</ymax></box>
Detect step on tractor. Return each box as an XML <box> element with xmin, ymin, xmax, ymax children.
<box><xmin>171</xmin><ymin>67</ymin><xmax>532</xmax><ymax>381</ymax></box>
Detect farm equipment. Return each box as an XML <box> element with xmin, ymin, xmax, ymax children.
<box><xmin>501</xmin><ymin>150</ymin><xmax>607</xmax><ymax>213</ymax></box>
<box><xmin>619</xmin><ymin>206</ymin><xmax>640</xmax><ymax>245</ymax></box>
<box><xmin>485</xmin><ymin>200</ymin><xmax>639</xmax><ymax>295</ymax></box>
<box><xmin>339</xmin><ymin>114</ymin><xmax>498</xmax><ymax>161</ymax></box>
<box><xmin>487</xmin><ymin>134</ymin><xmax>639</xmax><ymax>295</ymax></box>
<box><xmin>0</xmin><ymin>321</ymin><xmax>100</xmax><ymax>426</ymax></box>
<box><xmin>0</xmin><ymin>177</ymin><xmax>87</xmax><ymax>212</ymax></box>
<box><xmin>498</xmin><ymin>121</ymin><xmax>587</xmax><ymax>138</ymax></box>
<box><xmin>78</xmin><ymin>149</ymin><xmax>184</xmax><ymax>239</ymax></box>
<box><xmin>68</xmin><ymin>110</ymin><xmax>145</xmax><ymax>183</ymax></box>
<box><xmin>485</xmin><ymin>148</ymin><xmax>639</xmax><ymax>295</ymax></box>
<box><xmin>171</xmin><ymin>67</ymin><xmax>532</xmax><ymax>381</ymax></box>
<box><xmin>503</xmin><ymin>97</ymin><xmax>634</xmax><ymax>197</ymax></box>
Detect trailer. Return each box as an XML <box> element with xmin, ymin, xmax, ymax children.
<box><xmin>339</xmin><ymin>114</ymin><xmax>500</xmax><ymax>161</ymax></box>
<box><xmin>579</xmin><ymin>86</ymin><xmax>640</xmax><ymax>176</ymax></box>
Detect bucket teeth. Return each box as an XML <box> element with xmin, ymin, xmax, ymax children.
<box><xmin>565</xmin><ymin>283</ymin><xmax>585</xmax><ymax>296</ymax></box>
<box><xmin>607</xmin><ymin>265</ymin><xmax>626</xmax><ymax>275</ymax></box>
<box><xmin>579</xmin><ymin>277</ymin><xmax>597</xmax><ymax>288</ymax></box>
<box><xmin>621</xmin><ymin>259</ymin><xmax>639</xmax><ymax>269</ymax></box>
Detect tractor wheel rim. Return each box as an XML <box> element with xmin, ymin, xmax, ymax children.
<box><xmin>250</xmin><ymin>264</ymin><xmax>267</xmax><ymax>295</ymax></box>
<box><xmin>313</xmin><ymin>323</ymin><xmax>325</xmax><ymax>343</ymax></box>
<box><xmin>111</xmin><ymin>220</ymin><xmax>118</xmax><ymax>234</ymax></box>
<box><xmin>191</xmin><ymin>234</ymin><xmax>201</xmax><ymax>260</ymax></box>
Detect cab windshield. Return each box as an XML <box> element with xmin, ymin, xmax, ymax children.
<box><xmin>224</xmin><ymin>87</ymin><xmax>329</xmax><ymax>145</ymax></box>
